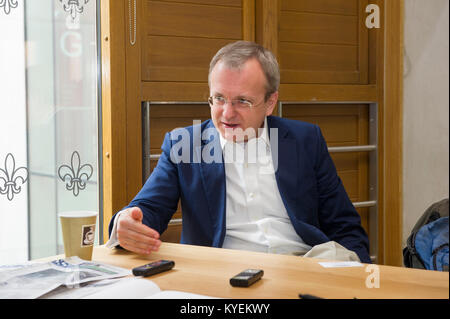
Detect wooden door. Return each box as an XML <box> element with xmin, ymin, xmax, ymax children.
<box><xmin>101</xmin><ymin>0</ymin><xmax>404</xmax><ymax>265</ymax></box>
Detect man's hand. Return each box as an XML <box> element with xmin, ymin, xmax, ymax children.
<box><xmin>116</xmin><ymin>207</ymin><xmax>162</xmax><ymax>255</ymax></box>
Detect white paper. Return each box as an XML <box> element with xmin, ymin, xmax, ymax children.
<box><xmin>0</xmin><ymin>257</ymin><xmax>130</xmax><ymax>299</ymax></box>
<box><xmin>41</xmin><ymin>278</ymin><xmax>132</xmax><ymax>299</ymax></box>
<box><xmin>84</xmin><ymin>277</ymin><xmax>220</xmax><ymax>299</ymax></box>
<box><xmin>83</xmin><ymin>277</ymin><xmax>161</xmax><ymax>299</ymax></box>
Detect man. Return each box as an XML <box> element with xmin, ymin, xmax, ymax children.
<box><xmin>107</xmin><ymin>41</ymin><xmax>371</xmax><ymax>263</ymax></box>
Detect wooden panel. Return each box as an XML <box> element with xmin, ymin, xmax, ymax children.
<box><xmin>279</xmin><ymin>11</ymin><xmax>358</xmax><ymax>45</ymax></box>
<box><xmin>279</xmin><ymin>42</ymin><xmax>358</xmax><ymax>71</ymax></box>
<box><xmin>282</xmin><ymin>104</ymin><xmax>370</xmax><ymax>233</ymax></box>
<box><xmin>149</xmin><ymin>104</ymin><xmax>211</xmax><ymax>153</ymax></box>
<box><xmin>142</xmin><ymin>82</ymin><xmax>209</xmax><ymax>101</ymax></box>
<box><xmin>277</xmin><ymin>0</ymin><xmax>368</xmax><ymax>84</ymax></box>
<box><xmin>281</xmin><ymin>70</ymin><xmax>360</xmax><ymax>84</ymax></box>
<box><xmin>160</xmin><ymin>224</ymin><xmax>183</xmax><ymax>243</ymax></box>
<box><xmin>281</xmin><ymin>0</ymin><xmax>357</xmax><ymax>15</ymax></box>
<box><xmin>144</xmin><ymin>36</ymin><xmax>232</xmax><ymax>82</ymax></box>
<box><xmin>142</xmin><ymin>0</ymin><xmax>244</xmax><ymax>84</ymax></box>
<box><xmin>159</xmin><ymin>200</ymin><xmax>182</xmax><ymax>243</ymax></box>
<box><xmin>147</xmin><ymin>1</ymin><xmax>242</xmax><ymax>38</ymax></box>
<box><xmin>243</xmin><ymin>0</ymin><xmax>255</xmax><ymax>41</ymax></box>
<box><xmin>160</xmin><ymin>0</ymin><xmax>242</xmax><ymax>7</ymax></box>
<box><xmin>279</xmin><ymin>84</ymin><xmax>377</xmax><ymax>102</ymax></box>
<box><xmin>256</xmin><ymin>0</ymin><xmax>279</xmax><ymax>55</ymax></box>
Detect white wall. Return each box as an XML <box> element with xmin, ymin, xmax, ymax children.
<box><xmin>402</xmin><ymin>0</ymin><xmax>449</xmax><ymax>246</ymax></box>
<box><xmin>0</xmin><ymin>2</ymin><xmax>29</xmax><ymax>263</ymax></box>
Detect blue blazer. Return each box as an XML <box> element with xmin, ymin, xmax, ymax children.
<box><xmin>109</xmin><ymin>116</ymin><xmax>371</xmax><ymax>263</ymax></box>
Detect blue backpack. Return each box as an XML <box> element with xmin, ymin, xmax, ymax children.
<box><xmin>403</xmin><ymin>199</ymin><xmax>449</xmax><ymax>272</ymax></box>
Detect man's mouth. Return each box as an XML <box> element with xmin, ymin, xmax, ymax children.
<box><xmin>222</xmin><ymin>122</ymin><xmax>239</xmax><ymax>129</ymax></box>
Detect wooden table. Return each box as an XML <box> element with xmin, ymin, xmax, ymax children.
<box><xmin>78</xmin><ymin>243</ymin><xmax>448</xmax><ymax>299</ymax></box>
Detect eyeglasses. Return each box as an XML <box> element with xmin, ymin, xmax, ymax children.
<box><xmin>208</xmin><ymin>96</ymin><xmax>264</xmax><ymax>110</ymax></box>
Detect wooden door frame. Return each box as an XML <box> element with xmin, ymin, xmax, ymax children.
<box><xmin>100</xmin><ymin>0</ymin><xmax>128</xmax><ymax>244</ymax></box>
<box><xmin>380</xmin><ymin>0</ymin><xmax>404</xmax><ymax>266</ymax></box>
<box><xmin>99</xmin><ymin>0</ymin><xmax>404</xmax><ymax>266</ymax></box>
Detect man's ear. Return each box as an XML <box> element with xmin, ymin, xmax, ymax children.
<box><xmin>265</xmin><ymin>91</ymin><xmax>279</xmax><ymax>116</ymax></box>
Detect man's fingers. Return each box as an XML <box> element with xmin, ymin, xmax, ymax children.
<box><xmin>120</xmin><ymin>240</ymin><xmax>153</xmax><ymax>255</ymax></box>
<box><xmin>122</xmin><ymin>207</ymin><xmax>160</xmax><ymax>239</ymax></box>
<box><xmin>120</xmin><ymin>227</ymin><xmax>161</xmax><ymax>247</ymax></box>
<box><xmin>117</xmin><ymin>222</ymin><xmax>161</xmax><ymax>249</ymax></box>
<box><xmin>119</xmin><ymin>235</ymin><xmax>161</xmax><ymax>254</ymax></box>
<box><xmin>130</xmin><ymin>207</ymin><xmax>143</xmax><ymax>222</ymax></box>
<box><xmin>117</xmin><ymin>208</ymin><xmax>161</xmax><ymax>255</ymax></box>
<box><xmin>116</xmin><ymin>207</ymin><xmax>162</xmax><ymax>255</ymax></box>
<box><xmin>120</xmin><ymin>216</ymin><xmax>160</xmax><ymax>239</ymax></box>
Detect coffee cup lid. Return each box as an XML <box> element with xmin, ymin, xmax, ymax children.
<box><xmin>58</xmin><ymin>211</ymin><xmax>98</xmax><ymax>218</ymax></box>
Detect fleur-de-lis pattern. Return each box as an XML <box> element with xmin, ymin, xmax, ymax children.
<box><xmin>58</xmin><ymin>151</ymin><xmax>93</xmax><ymax>197</ymax></box>
<box><xmin>59</xmin><ymin>0</ymin><xmax>90</xmax><ymax>20</ymax></box>
<box><xmin>0</xmin><ymin>0</ymin><xmax>18</xmax><ymax>15</ymax></box>
<box><xmin>0</xmin><ymin>153</ymin><xmax>28</xmax><ymax>201</ymax></box>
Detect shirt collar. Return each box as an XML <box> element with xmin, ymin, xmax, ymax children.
<box><xmin>218</xmin><ymin>117</ymin><xmax>270</xmax><ymax>150</ymax></box>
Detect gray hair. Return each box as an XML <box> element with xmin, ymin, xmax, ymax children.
<box><xmin>208</xmin><ymin>41</ymin><xmax>280</xmax><ymax>101</ymax></box>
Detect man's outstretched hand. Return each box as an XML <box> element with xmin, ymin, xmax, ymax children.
<box><xmin>116</xmin><ymin>207</ymin><xmax>162</xmax><ymax>255</ymax></box>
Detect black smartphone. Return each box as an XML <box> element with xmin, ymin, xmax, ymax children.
<box><xmin>132</xmin><ymin>260</ymin><xmax>175</xmax><ymax>277</ymax></box>
<box><xmin>230</xmin><ymin>269</ymin><xmax>264</xmax><ymax>287</ymax></box>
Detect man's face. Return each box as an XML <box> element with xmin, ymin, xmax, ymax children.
<box><xmin>209</xmin><ymin>58</ymin><xmax>278</xmax><ymax>142</ymax></box>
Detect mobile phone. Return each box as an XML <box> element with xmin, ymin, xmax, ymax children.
<box><xmin>132</xmin><ymin>260</ymin><xmax>175</xmax><ymax>277</ymax></box>
<box><xmin>230</xmin><ymin>269</ymin><xmax>264</xmax><ymax>287</ymax></box>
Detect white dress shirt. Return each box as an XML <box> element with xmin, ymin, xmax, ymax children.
<box><xmin>220</xmin><ymin>117</ymin><xmax>311</xmax><ymax>255</ymax></box>
<box><xmin>108</xmin><ymin>117</ymin><xmax>312</xmax><ymax>256</ymax></box>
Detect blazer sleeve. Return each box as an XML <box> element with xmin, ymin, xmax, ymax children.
<box><xmin>108</xmin><ymin>132</ymin><xmax>180</xmax><ymax>237</ymax></box>
<box><xmin>314</xmin><ymin>126</ymin><xmax>371</xmax><ymax>263</ymax></box>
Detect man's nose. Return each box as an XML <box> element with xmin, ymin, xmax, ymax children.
<box><xmin>222</xmin><ymin>100</ymin><xmax>237</xmax><ymax>118</ymax></box>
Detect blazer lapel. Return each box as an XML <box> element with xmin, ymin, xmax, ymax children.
<box><xmin>196</xmin><ymin>117</ymin><xmax>299</xmax><ymax>246</ymax></box>
<box><xmin>268</xmin><ymin>117</ymin><xmax>298</xmax><ymax>213</ymax></box>
<box><xmin>196</xmin><ymin>121</ymin><xmax>226</xmax><ymax>246</ymax></box>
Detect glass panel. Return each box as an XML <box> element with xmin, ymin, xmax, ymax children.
<box><xmin>26</xmin><ymin>0</ymin><xmax>100</xmax><ymax>260</ymax></box>
<box><xmin>0</xmin><ymin>0</ymin><xmax>101</xmax><ymax>263</ymax></box>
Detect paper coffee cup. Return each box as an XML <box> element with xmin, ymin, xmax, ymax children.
<box><xmin>59</xmin><ymin>211</ymin><xmax>98</xmax><ymax>260</ymax></box>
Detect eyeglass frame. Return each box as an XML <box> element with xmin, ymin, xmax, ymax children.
<box><xmin>207</xmin><ymin>95</ymin><xmax>266</xmax><ymax>110</ymax></box>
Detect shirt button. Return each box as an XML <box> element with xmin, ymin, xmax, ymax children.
<box><xmin>249</xmin><ymin>192</ymin><xmax>254</xmax><ymax>199</ymax></box>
